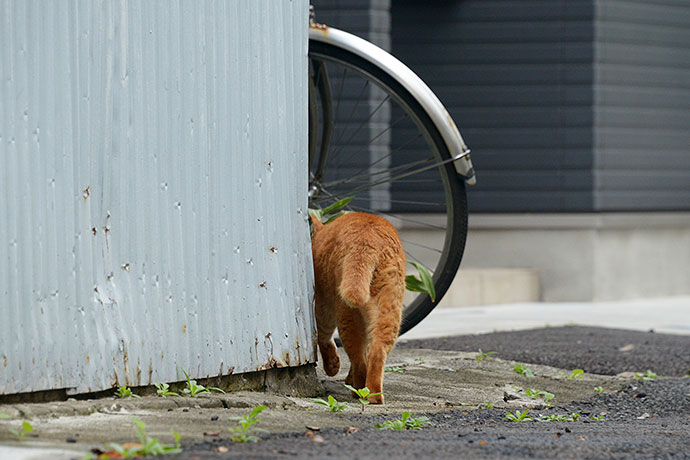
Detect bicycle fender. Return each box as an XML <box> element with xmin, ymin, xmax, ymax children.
<box><xmin>310</xmin><ymin>25</ymin><xmax>476</xmax><ymax>185</ymax></box>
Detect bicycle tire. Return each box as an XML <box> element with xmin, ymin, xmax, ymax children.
<box><xmin>308</xmin><ymin>39</ymin><xmax>468</xmax><ymax>336</ymax></box>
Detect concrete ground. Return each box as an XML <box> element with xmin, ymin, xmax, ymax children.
<box><xmin>402</xmin><ymin>296</ymin><xmax>690</xmax><ymax>340</ymax></box>
<box><xmin>1</xmin><ymin>296</ymin><xmax>688</xmax><ymax>460</ymax></box>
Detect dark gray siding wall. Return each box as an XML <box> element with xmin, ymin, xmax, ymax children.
<box><xmin>392</xmin><ymin>0</ymin><xmax>596</xmax><ymax>212</ymax></box>
<box><xmin>593</xmin><ymin>0</ymin><xmax>690</xmax><ymax>211</ymax></box>
<box><xmin>311</xmin><ymin>0</ymin><xmax>390</xmax><ymax>49</ymax></box>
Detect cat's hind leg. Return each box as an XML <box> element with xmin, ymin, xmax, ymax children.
<box><xmin>315</xmin><ymin>297</ymin><xmax>340</xmax><ymax>377</ymax></box>
<box><xmin>363</xmin><ymin>287</ymin><xmax>402</xmax><ymax>404</ymax></box>
<box><xmin>338</xmin><ymin>306</ymin><xmax>368</xmax><ymax>390</ymax></box>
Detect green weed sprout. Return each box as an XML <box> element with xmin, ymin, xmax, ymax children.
<box><xmin>405</xmin><ymin>261</ymin><xmax>436</xmax><ymax>301</ymax></box>
<box><xmin>594</xmin><ymin>386</ymin><xmax>604</xmax><ymax>393</ymax></box>
<box><xmin>569</xmin><ymin>369</ymin><xmax>585</xmax><ymax>380</ymax></box>
<box><xmin>106</xmin><ymin>418</ymin><xmax>181</xmax><ymax>457</ymax></box>
<box><xmin>484</xmin><ymin>402</ymin><xmax>494</xmax><ymax>409</ymax></box>
<box><xmin>343</xmin><ymin>384</ymin><xmax>382</xmax><ymax>412</ymax></box>
<box><xmin>590</xmin><ymin>415</ymin><xmax>606</xmax><ymax>421</ymax></box>
<box><xmin>513</xmin><ymin>363</ymin><xmax>535</xmax><ymax>377</ymax></box>
<box><xmin>311</xmin><ymin>395</ymin><xmax>349</xmax><ymax>412</ymax></box>
<box><xmin>309</xmin><ymin>197</ymin><xmax>354</xmax><ymax>227</ymax></box>
<box><xmin>537</xmin><ymin>412</ymin><xmax>580</xmax><ymax>422</ymax></box>
<box><xmin>504</xmin><ymin>409</ymin><xmax>532</xmax><ymax>422</ymax></box>
<box><xmin>525</xmin><ymin>389</ymin><xmax>555</xmax><ymax>407</ymax></box>
<box><xmin>635</xmin><ymin>370</ymin><xmax>657</xmax><ymax>382</ymax></box>
<box><xmin>538</xmin><ymin>414</ymin><xmax>567</xmax><ymax>422</ymax></box>
<box><xmin>384</xmin><ymin>366</ymin><xmax>405</xmax><ymax>373</ymax></box>
<box><xmin>9</xmin><ymin>421</ymin><xmax>34</xmax><ymax>440</ymax></box>
<box><xmin>375</xmin><ymin>412</ymin><xmax>432</xmax><ymax>430</ymax></box>
<box><xmin>228</xmin><ymin>405</ymin><xmax>267</xmax><ymax>443</ymax></box>
<box><xmin>475</xmin><ymin>349</ymin><xmax>497</xmax><ymax>362</ymax></box>
<box><xmin>0</xmin><ymin>413</ymin><xmax>9</xmax><ymax>419</ymax></box>
<box><xmin>115</xmin><ymin>385</ymin><xmax>140</xmax><ymax>399</ymax></box>
<box><xmin>154</xmin><ymin>383</ymin><xmax>179</xmax><ymax>397</ymax></box>
<box><xmin>182</xmin><ymin>370</ymin><xmax>225</xmax><ymax>397</ymax></box>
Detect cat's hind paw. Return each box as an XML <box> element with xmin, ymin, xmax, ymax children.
<box><xmin>367</xmin><ymin>393</ymin><xmax>384</xmax><ymax>405</ymax></box>
<box><xmin>323</xmin><ymin>355</ymin><xmax>340</xmax><ymax>376</ymax></box>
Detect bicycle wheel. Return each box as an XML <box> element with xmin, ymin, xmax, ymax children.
<box><xmin>308</xmin><ymin>38</ymin><xmax>469</xmax><ymax>336</ymax></box>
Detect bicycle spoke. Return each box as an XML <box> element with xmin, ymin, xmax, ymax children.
<box><xmin>320</xmin><ymin>157</ymin><xmax>433</xmax><ymax>189</ymax></box>
<box><xmin>328</xmin><ymin>93</ymin><xmax>391</xmax><ymax>168</ymax></box>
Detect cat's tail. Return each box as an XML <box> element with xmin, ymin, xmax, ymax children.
<box><xmin>338</xmin><ymin>251</ymin><xmax>377</xmax><ymax>308</ymax></box>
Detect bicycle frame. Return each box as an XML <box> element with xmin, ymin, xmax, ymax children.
<box><xmin>309</xmin><ymin>24</ymin><xmax>476</xmax><ymax>186</ymax></box>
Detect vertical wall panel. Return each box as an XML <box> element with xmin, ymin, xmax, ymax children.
<box><xmin>593</xmin><ymin>0</ymin><xmax>690</xmax><ymax>211</ymax></box>
<box><xmin>392</xmin><ymin>0</ymin><xmax>596</xmax><ymax>212</ymax></box>
<box><xmin>0</xmin><ymin>0</ymin><xmax>314</xmax><ymax>396</ymax></box>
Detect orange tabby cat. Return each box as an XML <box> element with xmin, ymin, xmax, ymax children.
<box><xmin>310</xmin><ymin>211</ymin><xmax>405</xmax><ymax>404</ymax></box>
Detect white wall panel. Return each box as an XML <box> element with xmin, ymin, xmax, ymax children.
<box><xmin>0</xmin><ymin>0</ymin><xmax>314</xmax><ymax>395</ymax></box>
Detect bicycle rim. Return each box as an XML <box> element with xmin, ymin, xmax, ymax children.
<box><xmin>308</xmin><ymin>40</ymin><xmax>468</xmax><ymax>336</ymax></box>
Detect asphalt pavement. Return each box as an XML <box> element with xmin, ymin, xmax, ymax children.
<box><xmin>1</xmin><ymin>296</ymin><xmax>689</xmax><ymax>460</ymax></box>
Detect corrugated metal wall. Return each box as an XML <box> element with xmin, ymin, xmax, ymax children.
<box><xmin>392</xmin><ymin>0</ymin><xmax>596</xmax><ymax>212</ymax></box>
<box><xmin>593</xmin><ymin>0</ymin><xmax>690</xmax><ymax>211</ymax></box>
<box><xmin>0</xmin><ymin>0</ymin><xmax>314</xmax><ymax>396</ymax></box>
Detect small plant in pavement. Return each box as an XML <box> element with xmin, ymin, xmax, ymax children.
<box><xmin>594</xmin><ymin>386</ymin><xmax>604</xmax><ymax>393</ymax></box>
<box><xmin>344</xmin><ymin>384</ymin><xmax>382</xmax><ymax>412</ymax></box>
<box><xmin>537</xmin><ymin>412</ymin><xmax>581</xmax><ymax>422</ymax></box>
<box><xmin>384</xmin><ymin>366</ymin><xmax>405</xmax><ymax>373</ymax></box>
<box><xmin>115</xmin><ymin>385</ymin><xmax>140</xmax><ymax>399</ymax></box>
<box><xmin>182</xmin><ymin>370</ymin><xmax>225</xmax><ymax>397</ymax></box>
<box><xmin>635</xmin><ymin>370</ymin><xmax>657</xmax><ymax>382</ymax></box>
<box><xmin>311</xmin><ymin>395</ymin><xmax>349</xmax><ymax>412</ymax></box>
<box><xmin>569</xmin><ymin>369</ymin><xmax>585</xmax><ymax>380</ymax></box>
<box><xmin>375</xmin><ymin>412</ymin><xmax>432</xmax><ymax>430</ymax></box>
<box><xmin>154</xmin><ymin>383</ymin><xmax>179</xmax><ymax>397</ymax></box>
<box><xmin>590</xmin><ymin>415</ymin><xmax>607</xmax><ymax>421</ymax></box>
<box><xmin>228</xmin><ymin>405</ymin><xmax>267</xmax><ymax>443</ymax></box>
<box><xmin>513</xmin><ymin>363</ymin><xmax>535</xmax><ymax>377</ymax></box>
<box><xmin>538</xmin><ymin>414</ymin><xmax>569</xmax><ymax>422</ymax></box>
<box><xmin>525</xmin><ymin>389</ymin><xmax>555</xmax><ymax>407</ymax></box>
<box><xmin>484</xmin><ymin>402</ymin><xmax>494</xmax><ymax>409</ymax></box>
<box><xmin>8</xmin><ymin>421</ymin><xmax>34</xmax><ymax>440</ymax></box>
<box><xmin>475</xmin><ymin>349</ymin><xmax>497</xmax><ymax>362</ymax></box>
<box><xmin>101</xmin><ymin>418</ymin><xmax>181</xmax><ymax>457</ymax></box>
<box><xmin>504</xmin><ymin>409</ymin><xmax>532</xmax><ymax>422</ymax></box>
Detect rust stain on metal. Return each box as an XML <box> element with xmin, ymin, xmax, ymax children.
<box><xmin>85</xmin><ymin>353</ymin><xmax>90</xmax><ymax>364</ymax></box>
<box><xmin>182</xmin><ymin>324</ymin><xmax>187</xmax><ymax>334</ymax></box>
<box><xmin>227</xmin><ymin>366</ymin><xmax>235</xmax><ymax>375</ymax></box>
<box><xmin>2</xmin><ymin>355</ymin><xmax>6</xmax><ymax>368</ymax></box>
<box><xmin>122</xmin><ymin>343</ymin><xmax>129</xmax><ymax>375</ymax></box>
<box><xmin>258</xmin><ymin>281</ymin><xmax>267</xmax><ymax>288</ymax></box>
<box><xmin>82</xmin><ymin>186</ymin><xmax>90</xmax><ymax>200</ymax></box>
<box><xmin>148</xmin><ymin>361</ymin><xmax>153</xmax><ymax>382</ymax></box>
<box><xmin>269</xmin><ymin>246</ymin><xmax>278</xmax><ymax>253</ymax></box>
<box><xmin>91</xmin><ymin>227</ymin><xmax>97</xmax><ymax>236</ymax></box>
<box><xmin>309</xmin><ymin>22</ymin><xmax>329</xmax><ymax>33</ymax></box>
<box><xmin>121</xmin><ymin>263</ymin><xmax>130</xmax><ymax>272</ymax></box>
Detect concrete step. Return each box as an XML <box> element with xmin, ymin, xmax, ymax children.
<box><xmin>436</xmin><ymin>268</ymin><xmax>540</xmax><ymax>308</ymax></box>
